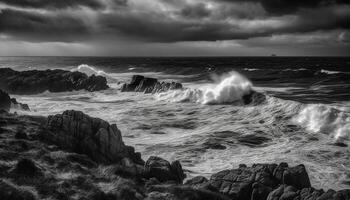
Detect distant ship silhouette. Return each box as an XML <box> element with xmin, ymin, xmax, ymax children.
<box><xmin>270</xmin><ymin>54</ymin><xmax>277</xmax><ymax>57</ymax></box>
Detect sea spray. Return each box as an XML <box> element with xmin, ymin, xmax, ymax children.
<box><xmin>72</xmin><ymin>64</ymin><xmax>109</xmax><ymax>77</ymax></box>
<box><xmin>157</xmin><ymin>71</ymin><xmax>253</xmax><ymax>105</ymax></box>
<box><xmin>202</xmin><ymin>71</ymin><xmax>252</xmax><ymax>104</ymax></box>
<box><xmin>294</xmin><ymin>104</ymin><xmax>350</xmax><ymax>142</ymax></box>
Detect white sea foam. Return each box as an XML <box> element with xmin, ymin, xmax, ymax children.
<box><xmin>320</xmin><ymin>69</ymin><xmax>341</xmax><ymax>74</ymax></box>
<box><xmin>157</xmin><ymin>71</ymin><xmax>252</xmax><ymax>105</ymax></box>
<box><xmin>72</xmin><ymin>64</ymin><xmax>109</xmax><ymax>77</ymax></box>
<box><xmin>243</xmin><ymin>68</ymin><xmax>259</xmax><ymax>71</ymax></box>
<box><xmin>294</xmin><ymin>104</ymin><xmax>350</xmax><ymax>142</ymax></box>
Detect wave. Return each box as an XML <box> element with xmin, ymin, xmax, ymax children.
<box><xmin>243</xmin><ymin>68</ymin><xmax>259</xmax><ymax>71</ymax></box>
<box><xmin>320</xmin><ymin>69</ymin><xmax>342</xmax><ymax>75</ymax></box>
<box><xmin>293</xmin><ymin>104</ymin><xmax>350</xmax><ymax>143</ymax></box>
<box><xmin>283</xmin><ymin>68</ymin><xmax>307</xmax><ymax>72</ymax></box>
<box><xmin>157</xmin><ymin>71</ymin><xmax>253</xmax><ymax>105</ymax></box>
<box><xmin>71</xmin><ymin>64</ymin><xmax>109</xmax><ymax>77</ymax></box>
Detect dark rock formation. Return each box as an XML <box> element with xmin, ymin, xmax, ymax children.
<box><xmin>43</xmin><ymin>110</ymin><xmax>143</xmax><ymax>165</ymax></box>
<box><xmin>0</xmin><ymin>89</ymin><xmax>29</xmax><ymax>111</ymax></box>
<box><xmin>0</xmin><ymin>180</ymin><xmax>36</xmax><ymax>200</ymax></box>
<box><xmin>0</xmin><ymin>68</ymin><xmax>109</xmax><ymax>95</ymax></box>
<box><xmin>121</xmin><ymin>75</ymin><xmax>182</xmax><ymax>93</ymax></box>
<box><xmin>0</xmin><ymin>89</ymin><xmax>11</xmax><ymax>112</ymax></box>
<box><xmin>12</xmin><ymin>158</ymin><xmax>40</xmax><ymax>176</ymax></box>
<box><xmin>10</xmin><ymin>98</ymin><xmax>30</xmax><ymax>111</ymax></box>
<box><xmin>144</xmin><ymin>156</ymin><xmax>186</xmax><ymax>183</ymax></box>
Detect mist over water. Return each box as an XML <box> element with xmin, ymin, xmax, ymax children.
<box><xmin>3</xmin><ymin>57</ymin><xmax>350</xmax><ymax>190</ymax></box>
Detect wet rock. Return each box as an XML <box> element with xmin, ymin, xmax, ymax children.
<box><xmin>12</xmin><ymin>158</ymin><xmax>40</xmax><ymax>176</ymax></box>
<box><xmin>146</xmin><ymin>185</ymin><xmax>230</xmax><ymax>200</ymax></box>
<box><xmin>0</xmin><ymin>180</ymin><xmax>36</xmax><ymax>200</ymax></box>
<box><xmin>15</xmin><ymin>130</ymin><xmax>28</xmax><ymax>140</ymax></box>
<box><xmin>0</xmin><ymin>89</ymin><xmax>11</xmax><ymax>112</ymax></box>
<box><xmin>121</xmin><ymin>75</ymin><xmax>182</xmax><ymax>93</ymax></box>
<box><xmin>44</xmin><ymin>110</ymin><xmax>143</xmax><ymax>165</ymax></box>
<box><xmin>0</xmin><ymin>68</ymin><xmax>109</xmax><ymax>95</ymax></box>
<box><xmin>282</xmin><ymin>164</ymin><xmax>311</xmax><ymax>189</ymax></box>
<box><xmin>209</xmin><ymin>167</ymin><xmax>255</xmax><ymax>199</ymax></box>
<box><xmin>144</xmin><ymin>156</ymin><xmax>186</xmax><ymax>183</ymax></box>
<box><xmin>10</xmin><ymin>98</ymin><xmax>30</xmax><ymax>111</ymax></box>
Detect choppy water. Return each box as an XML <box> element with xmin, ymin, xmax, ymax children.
<box><xmin>1</xmin><ymin>56</ymin><xmax>350</xmax><ymax>190</ymax></box>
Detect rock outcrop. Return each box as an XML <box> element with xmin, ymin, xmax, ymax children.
<box><xmin>0</xmin><ymin>89</ymin><xmax>11</xmax><ymax>112</ymax></box>
<box><xmin>0</xmin><ymin>89</ymin><xmax>29</xmax><ymax>112</ymax></box>
<box><xmin>144</xmin><ymin>156</ymin><xmax>186</xmax><ymax>183</ymax></box>
<box><xmin>0</xmin><ymin>68</ymin><xmax>109</xmax><ymax>95</ymax></box>
<box><xmin>121</xmin><ymin>75</ymin><xmax>182</xmax><ymax>93</ymax></box>
<box><xmin>43</xmin><ymin>110</ymin><xmax>143</xmax><ymax>165</ymax></box>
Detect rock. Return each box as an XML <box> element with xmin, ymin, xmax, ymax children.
<box><xmin>15</xmin><ymin>130</ymin><xmax>28</xmax><ymax>140</ymax></box>
<box><xmin>282</xmin><ymin>164</ymin><xmax>311</xmax><ymax>189</ymax></box>
<box><xmin>10</xmin><ymin>98</ymin><xmax>30</xmax><ymax>111</ymax></box>
<box><xmin>144</xmin><ymin>156</ymin><xmax>186</xmax><ymax>183</ymax></box>
<box><xmin>0</xmin><ymin>89</ymin><xmax>11</xmax><ymax>112</ymax></box>
<box><xmin>0</xmin><ymin>180</ymin><xmax>36</xmax><ymax>200</ymax></box>
<box><xmin>12</xmin><ymin>158</ymin><xmax>40</xmax><ymax>176</ymax></box>
<box><xmin>43</xmin><ymin>110</ymin><xmax>143</xmax><ymax>165</ymax></box>
<box><xmin>146</xmin><ymin>185</ymin><xmax>230</xmax><ymax>200</ymax></box>
<box><xmin>121</xmin><ymin>75</ymin><xmax>182</xmax><ymax>93</ymax></box>
<box><xmin>209</xmin><ymin>168</ymin><xmax>255</xmax><ymax>199</ymax></box>
<box><xmin>0</xmin><ymin>68</ymin><xmax>109</xmax><ymax>95</ymax></box>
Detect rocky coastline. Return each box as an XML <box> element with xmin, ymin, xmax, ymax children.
<box><xmin>0</xmin><ymin>68</ymin><xmax>109</xmax><ymax>95</ymax></box>
<box><xmin>0</xmin><ymin>71</ymin><xmax>349</xmax><ymax>200</ymax></box>
<box><xmin>0</xmin><ymin>109</ymin><xmax>349</xmax><ymax>199</ymax></box>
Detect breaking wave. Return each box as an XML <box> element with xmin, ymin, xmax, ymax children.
<box><xmin>320</xmin><ymin>69</ymin><xmax>342</xmax><ymax>75</ymax></box>
<box><xmin>157</xmin><ymin>71</ymin><xmax>253</xmax><ymax>105</ymax></box>
<box><xmin>293</xmin><ymin>104</ymin><xmax>350</xmax><ymax>143</ymax></box>
<box><xmin>72</xmin><ymin>64</ymin><xmax>109</xmax><ymax>77</ymax></box>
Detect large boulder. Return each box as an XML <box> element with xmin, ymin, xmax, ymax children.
<box><xmin>121</xmin><ymin>75</ymin><xmax>182</xmax><ymax>93</ymax></box>
<box><xmin>282</xmin><ymin>164</ymin><xmax>311</xmax><ymax>189</ymax></box>
<box><xmin>208</xmin><ymin>163</ymin><xmax>312</xmax><ymax>200</ymax></box>
<box><xmin>0</xmin><ymin>68</ymin><xmax>109</xmax><ymax>95</ymax></box>
<box><xmin>144</xmin><ymin>156</ymin><xmax>186</xmax><ymax>183</ymax></box>
<box><xmin>43</xmin><ymin>110</ymin><xmax>143</xmax><ymax>165</ymax></box>
<box><xmin>10</xmin><ymin>98</ymin><xmax>30</xmax><ymax>111</ymax></box>
<box><xmin>0</xmin><ymin>89</ymin><xmax>11</xmax><ymax>112</ymax></box>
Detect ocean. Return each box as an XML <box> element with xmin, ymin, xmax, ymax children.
<box><xmin>1</xmin><ymin>56</ymin><xmax>349</xmax><ymax>190</ymax></box>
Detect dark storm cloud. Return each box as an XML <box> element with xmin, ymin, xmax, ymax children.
<box><xmin>0</xmin><ymin>9</ymin><xmax>90</xmax><ymax>42</ymax></box>
<box><xmin>0</xmin><ymin>0</ymin><xmax>105</xmax><ymax>10</ymax></box>
<box><xmin>0</xmin><ymin>0</ymin><xmax>349</xmax><ymax>43</ymax></box>
<box><xmin>179</xmin><ymin>3</ymin><xmax>211</xmax><ymax>18</ymax></box>
<box><xmin>218</xmin><ymin>0</ymin><xmax>350</xmax><ymax>15</ymax></box>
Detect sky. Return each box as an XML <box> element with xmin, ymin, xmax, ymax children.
<box><xmin>0</xmin><ymin>0</ymin><xmax>350</xmax><ymax>56</ymax></box>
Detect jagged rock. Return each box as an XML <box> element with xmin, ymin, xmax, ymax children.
<box><xmin>10</xmin><ymin>98</ymin><xmax>30</xmax><ymax>111</ymax></box>
<box><xmin>0</xmin><ymin>89</ymin><xmax>11</xmax><ymax>112</ymax></box>
<box><xmin>209</xmin><ymin>167</ymin><xmax>255</xmax><ymax>199</ymax></box>
<box><xmin>144</xmin><ymin>156</ymin><xmax>186</xmax><ymax>183</ymax></box>
<box><xmin>0</xmin><ymin>180</ymin><xmax>36</xmax><ymax>200</ymax></box>
<box><xmin>0</xmin><ymin>68</ymin><xmax>109</xmax><ymax>95</ymax></box>
<box><xmin>12</xmin><ymin>158</ymin><xmax>40</xmax><ymax>176</ymax></box>
<box><xmin>282</xmin><ymin>164</ymin><xmax>311</xmax><ymax>189</ymax></box>
<box><xmin>146</xmin><ymin>185</ymin><xmax>230</xmax><ymax>200</ymax></box>
<box><xmin>43</xmin><ymin>110</ymin><xmax>143</xmax><ymax>165</ymax></box>
<box><xmin>121</xmin><ymin>75</ymin><xmax>182</xmax><ymax>93</ymax></box>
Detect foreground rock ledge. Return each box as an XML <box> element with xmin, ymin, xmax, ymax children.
<box><xmin>0</xmin><ymin>68</ymin><xmax>109</xmax><ymax>94</ymax></box>
<box><xmin>43</xmin><ymin>110</ymin><xmax>144</xmax><ymax>165</ymax></box>
<box><xmin>0</xmin><ymin>110</ymin><xmax>349</xmax><ymax>200</ymax></box>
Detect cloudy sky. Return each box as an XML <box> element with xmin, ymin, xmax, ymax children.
<box><xmin>0</xmin><ymin>0</ymin><xmax>349</xmax><ymax>56</ymax></box>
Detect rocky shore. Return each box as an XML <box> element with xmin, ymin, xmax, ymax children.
<box><xmin>121</xmin><ymin>75</ymin><xmax>183</xmax><ymax>93</ymax></box>
<box><xmin>0</xmin><ymin>68</ymin><xmax>109</xmax><ymax>94</ymax></box>
<box><xmin>0</xmin><ymin>106</ymin><xmax>349</xmax><ymax>200</ymax></box>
